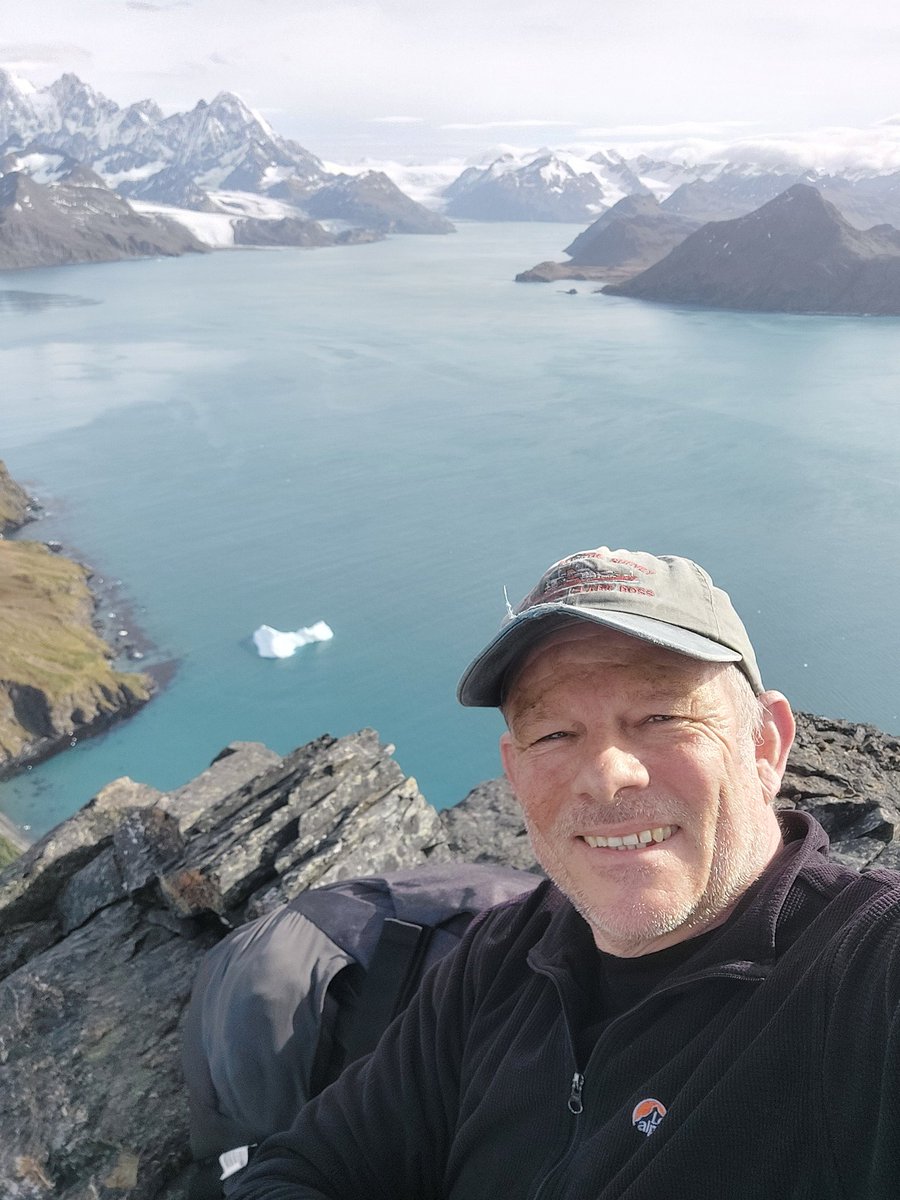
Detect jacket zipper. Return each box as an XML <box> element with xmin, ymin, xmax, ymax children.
<box><xmin>526</xmin><ymin>960</ymin><xmax>768</xmax><ymax>1200</ymax></box>
<box><xmin>568</xmin><ymin>1072</ymin><xmax>584</xmax><ymax>1115</ymax></box>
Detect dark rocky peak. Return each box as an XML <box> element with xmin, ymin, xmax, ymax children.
<box><xmin>563</xmin><ymin>191</ymin><xmax>685</xmax><ymax>262</ymax></box>
<box><xmin>603</xmin><ymin>182</ymin><xmax>900</xmax><ymax>313</ymax></box>
<box><xmin>302</xmin><ymin>170</ymin><xmax>454</xmax><ymax>234</ymax></box>
<box><xmin>714</xmin><ymin>183</ymin><xmax>893</xmax><ymax>261</ymax></box>
<box><xmin>516</xmin><ymin>190</ymin><xmax>697</xmax><ymax>281</ymax></box>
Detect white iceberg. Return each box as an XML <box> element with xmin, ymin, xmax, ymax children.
<box><xmin>253</xmin><ymin>621</ymin><xmax>334</xmax><ymax>659</ymax></box>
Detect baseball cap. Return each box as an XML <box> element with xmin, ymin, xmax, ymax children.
<box><xmin>457</xmin><ymin>546</ymin><xmax>763</xmax><ymax>706</ymax></box>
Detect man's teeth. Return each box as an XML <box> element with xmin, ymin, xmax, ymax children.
<box><xmin>583</xmin><ymin>826</ymin><xmax>674</xmax><ymax>850</ymax></box>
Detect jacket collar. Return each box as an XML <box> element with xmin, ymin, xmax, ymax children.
<box><xmin>528</xmin><ymin>810</ymin><xmax>832</xmax><ymax>979</ymax></box>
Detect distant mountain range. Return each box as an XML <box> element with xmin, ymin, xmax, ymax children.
<box><xmin>602</xmin><ymin>184</ymin><xmax>900</xmax><ymax>315</ymax></box>
<box><xmin>6</xmin><ymin>66</ymin><xmax>900</xmax><ymax>291</ymax></box>
<box><xmin>441</xmin><ymin>147</ymin><xmax>900</xmax><ymax>230</ymax></box>
<box><xmin>0</xmin><ymin>70</ymin><xmax>453</xmax><ymax>269</ymax></box>
<box><xmin>443</xmin><ymin>149</ymin><xmax>648</xmax><ymax>222</ymax></box>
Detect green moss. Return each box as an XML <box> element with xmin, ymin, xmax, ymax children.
<box><xmin>0</xmin><ymin>834</ymin><xmax>21</xmax><ymax>868</ymax></box>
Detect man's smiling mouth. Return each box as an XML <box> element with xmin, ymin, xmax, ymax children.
<box><xmin>581</xmin><ymin>825</ymin><xmax>676</xmax><ymax>850</ymax></box>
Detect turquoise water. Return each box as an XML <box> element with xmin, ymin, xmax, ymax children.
<box><xmin>2</xmin><ymin>222</ymin><xmax>900</xmax><ymax>835</ymax></box>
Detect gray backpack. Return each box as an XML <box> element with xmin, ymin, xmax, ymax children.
<box><xmin>183</xmin><ymin>863</ymin><xmax>539</xmax><ymax>1193</ymax></box>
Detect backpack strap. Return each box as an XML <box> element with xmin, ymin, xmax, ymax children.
<box><xmin>341</xmin><ymin>918</ymin><xmax>433</xmax><ymax>1064</ymax></box>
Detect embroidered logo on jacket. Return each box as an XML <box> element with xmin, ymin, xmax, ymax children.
<box><xmin>631</xmin><ymin>1098</ymin><xmax>667</xmax><ymax>1136</ymax></box>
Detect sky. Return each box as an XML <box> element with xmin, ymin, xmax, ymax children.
<box><xmin>3</xmin><ymin>0</ymin><xmax>900</xmax><ymax>165</ymax></box>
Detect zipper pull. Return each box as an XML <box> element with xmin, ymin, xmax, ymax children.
<box><xmin>568</xmin><ymin>1071</ymin><xmax>584</xmax><ymax>1115</ymax></box>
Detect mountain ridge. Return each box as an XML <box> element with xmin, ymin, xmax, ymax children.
<box><xmin>0</xmin><ymin>69</ymin><xmax>453</xmax><ymax>266</ymax></box>
<box><xmin>603</xmin><ymin>183</ymin><xmax>900</xmax><ymax>314</ymax></box>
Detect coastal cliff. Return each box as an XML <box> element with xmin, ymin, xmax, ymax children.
<box><xmin>0</xmin><ymin>713</ymin><xmax>898</xmax><ymax>1198</ymax></box>
<box><xmin>0</xmin><ymin>463</ymin><xmax>153</xmax><ymax>787</ymax></box>
<box><xmin>0</xmin><ymin>460</ymin><xmax>36</xmax><ymax>534</ymax></box>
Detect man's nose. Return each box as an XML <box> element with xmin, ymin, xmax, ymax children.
<box><xmin>574</xmin><ymin>740</ymin><xmax>650</xmax><ymax>801</ymax></box>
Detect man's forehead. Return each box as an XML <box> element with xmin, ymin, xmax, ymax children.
<box><xmin>506</xmin><ymin>623</ymin><xmax>716</xmax><ymax>700</ymax></box>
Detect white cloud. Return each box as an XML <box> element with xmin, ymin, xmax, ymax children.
<box><xmin>441</xmin><ymin>119</ymin><xmax>576</xmax><ymax>131</ymax></box>
<box><xmin>368</xmin><ymin>116</ymin><xmax>425</xmax><ymax>125</ymax></box>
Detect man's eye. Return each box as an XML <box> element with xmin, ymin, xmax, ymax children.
<box><xmin>646</xmin><ymin>714</ymin><xmax>677</xmax><ymax>724</ymax></box>
<box><xmin>534</xmin><ymin>730</ymin><xmax>570</xmax><ymax>744</ymax></box>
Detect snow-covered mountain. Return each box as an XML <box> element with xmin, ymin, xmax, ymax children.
<box><xmin>443</xmin><ymin>150</ymin><xmax>647</xmax><ymax>222</ymax></box>
<box><xmin>0</xmin><ymin>69</ymin><xmax>452</xmax><ymax>240</ymax></box>
<box><xmin>440</xmin><ymin>145</ymin><xmax>900</xmax><ymax>229</ymax></box>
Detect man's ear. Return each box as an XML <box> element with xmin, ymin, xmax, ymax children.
<box><xmin>755</xmin><ymin>691</ymin><xmax>795</xmax><ymax>803</ymax></box>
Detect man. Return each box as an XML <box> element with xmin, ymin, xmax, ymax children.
<box><xmin>233</xmin><ymin>545</ymin><xmax>900</xmax><ymax>1199</ymax></box>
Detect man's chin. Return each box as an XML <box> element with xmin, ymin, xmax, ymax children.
<box><xmin>563</xmin><ymin>882</ymin><xmax>700</xmax><ymax>956</ymax></box>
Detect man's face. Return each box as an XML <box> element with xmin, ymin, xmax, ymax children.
<box><xmin>500</xmin><ymin>625</ymin><xmax>785</xmax><ymax>957</ymax></box>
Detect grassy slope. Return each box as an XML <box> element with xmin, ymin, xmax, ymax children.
<box><xmin>0</xmin><ymin>540</ymin><xmax>152</xmax><ymax>762</ymax></box>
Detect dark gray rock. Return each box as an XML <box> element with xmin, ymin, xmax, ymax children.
<box><xmin>0</xmin><ymin>170</ymin><xmax>209</xmax><ymax>271</ymax></box>
<box><xmin>56</xmin><ymin>846</ymin><xmax>122</xmax><ymax>935</ymax></box>
<box><xmin>0</xmin><ymin>713</ymin><xmax>898</xmax><ymax>1197</ymax></box>
<box><xmin>158</xmin><ymin>741</ymin><xmax>281</xmax><ymax>834</ymax></box>
<box><xmin>440</xmin><ymin>777</ymin><xmax>541</xmax><ymax>873</ymax></box>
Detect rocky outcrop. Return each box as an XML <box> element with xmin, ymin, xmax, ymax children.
<box><xmin>0</xmin><ymin>459</ymin><xmax>37</xmax><ymax>535</ymax></box>
<box><xmin>0</xmin><ymin>712</ymin><xmax>898</xmax><ymax>1197</ymax></box>
<box><xmin>0</xmin><ymin>169</ymin><xmax>208</xmax><ymax>270</ymax></box>
<box><xmin>0</xmin><ymin>731</ymin><xmax>451</xmax><ymax>1199</ymax></box>
<box><xmin>0</xmin><ymin>540</ymin><xmax>153</xmax><ymax>776</ymax></box>
<box><xmin>0</xmin><ymin>464</ymin><xmax>153</xmax><ymax>782</ymax></box>
<box><xmin>603</xmin><ymin>184</ymin><xmax>900</xmax><ymax>314</ymax></box>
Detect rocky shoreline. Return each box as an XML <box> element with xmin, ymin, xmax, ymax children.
<box><xmin>0</xmin><ymin>463</ymin><xmax>157</xmax><ymax>808</ymax></box>
<box><xmin>0</xmin><ymin>712</ymin><xmax>898</xmax><ymax>1197</ymax></box>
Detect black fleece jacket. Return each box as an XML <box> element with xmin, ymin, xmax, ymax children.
<box><xmin>232</xmin><ymin>812</ymin><xmax>900</xmax><ymax>1200</ymax></box>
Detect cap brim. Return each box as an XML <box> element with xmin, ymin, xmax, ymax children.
<box><xmin>457</xmin><ymin>603</ymin><xmax>743</xmax><ymax>707</ymax></box>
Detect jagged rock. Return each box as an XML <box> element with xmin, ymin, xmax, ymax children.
<box><xmin>0</xmin><ymin>729</ymin><xmax>457</xmax><ymax>1198</ymax></box>
<box><xmin>0</xmin><ymin>714</ymin><xmax>898</xmax><ymax>1197</ymax></box>
<box><xmin>440</xmin><ymin>777</ymin><xmax>541</xmax><ymax>873</ymax></box>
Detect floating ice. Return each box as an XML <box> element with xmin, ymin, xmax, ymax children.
<box><xmin>253</xmin><ymin>621</ymin><xmax>334</xmax><ymax>659</ymax></box>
